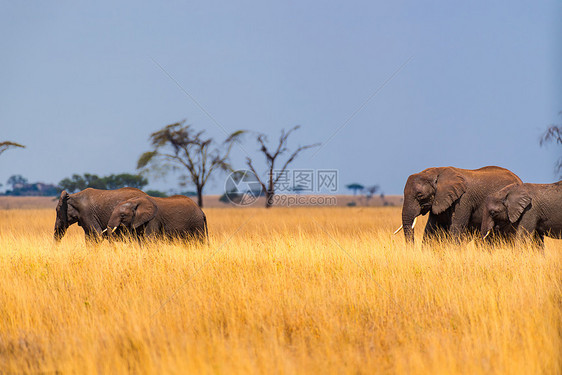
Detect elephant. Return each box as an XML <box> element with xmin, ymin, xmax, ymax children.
<box><xmin>481</xmin><ymin>181</ymin><xmax>562</xmax><ymax>247</ymax></box>
<box><xmin>54</xmin><ymin>187</ymin><xmax>149</xmax><ymax>242</ymax></box>
<box><xmin>398</xmin><ymin>166</ymin><xmax>522</xmax><ymax>243</ymax></box>
<box><xmin>106</xmin><ymin>195</ymin><xmax>208</xmax><ymax>242</ymax></box>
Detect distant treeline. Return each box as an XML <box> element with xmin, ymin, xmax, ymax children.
<box><xmin>1</xmin><ymin>175</ymin><xmax>57</xmax><ymax>196</ymax></box>
<box><xmin>1</xmin><ymin>173</ymin><xmax>193</xmax><ymax>198</ymax></box>
<box><xmin>2</xmin><ymin>173</ymin><xmax>148</xmax><ymax>197</ymax></box>
<box><xmin>58</xmin><ymin>173</ymin><xmax>148</xmax><ymax>193</ymax></box>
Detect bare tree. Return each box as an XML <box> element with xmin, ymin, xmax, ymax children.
<box><xmin>246</xmin><ymin>126</ymin><xmax>319</xmax><ymax>208</ymax></box>
<box><xmin>362</xmin><ymin>184</ymin><xmax>380</xmax><ymax>205</ymax></box>
<box><xmin>0</xmin><ymin>141</ymin><xmax>25</xmax><ymax>157</ymax></box>
<box><xmin>137</xmin><ymin>120</ymin><xmax>244</xmax><ymax>207</ymax></box>
<box><xmin>540</xmin><ymin>112</ymin><xmax>562</xmax><ymax>177</ymax></box>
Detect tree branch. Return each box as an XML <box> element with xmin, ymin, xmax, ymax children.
<box><xmin>246</xmin><ymin>157</ymin><xmax>267</xmax><ymax>193</ymax></box>
<box><xmin>274</xmin><ymin>143</ymin><xmax>320</xmax><ymax>185</ymax></box>
<box><xmin>0</xmin><ymin>141</ymin><xmax>25</xmax><ymax>157</ymax></box>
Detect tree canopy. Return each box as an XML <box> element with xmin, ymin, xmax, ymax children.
<box><xmin>246</xmin><ymin>125</ymin><xmax>320</xmax><ymax>208</ymax></box>
<box><xmin>345</xmin><ymin>183</ymin><xmax>364</xmax><ymax>195</ymax></box>
<box><xmin>137</xmin><ymin>120</ymin><xmax>244</xmax><ymax>207</ymax></box>
<box><xmin>58</xmin><ymin>173</ymin><xmax>148</xmax><ymax>193</ymax></box>
<box><xmin>3</xmin><ymin>175</ymin><xmax>57</xmax><ymax>196</ymax></box>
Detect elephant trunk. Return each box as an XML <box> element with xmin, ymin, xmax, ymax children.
<box><xmin>402</xmin><ymin>198</ymin><xmax>421</xmax><ymax>243</ymax></box>
<box><xmin>54</xmin><ymin>191</ymin><xmax>69</xmax><ymax>241</ymax></box>
<box><xmin>481</xmin><ymin>210</ymin><xmax>495</xmax><ymax>240</ymax></box>
<box><xmin>54</xmin><ymin>222</ymin><xmax>67</xmax><ymax>241</ymax></box>
<box><xmin>106</xmin><ymin>215</ymin><xmax>121</xmax><ymax>238</ymax></box>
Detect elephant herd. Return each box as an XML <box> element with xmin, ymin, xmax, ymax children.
<box><xmin>53</xmin><ymin>165</ymin><xmax>562</xmax><ymax>248</ymax></box>
<box><xmin>397</xmin><ymin>165</ymin><xmax>562</xmax><ymax>247</ymax></box>
<box><xmin>54</xmin><ymin>188</ymin><xmax>207</xmax><ymax>243</ymax></box>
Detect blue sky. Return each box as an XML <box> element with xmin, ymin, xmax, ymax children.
<box><xmin>1</xmin><ymin>1</ymin><xmax>560</xmax><ymax>194</ymax></box>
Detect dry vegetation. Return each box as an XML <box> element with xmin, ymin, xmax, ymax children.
<box><xmin>0</xmin><ymin>207</ymin><xmax>560</xmax><ymax>374</ymax></box>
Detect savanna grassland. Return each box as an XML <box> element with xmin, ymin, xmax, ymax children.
<box><xmin>0</xmin><ymin>206</ymin><xmax>560</xmax><ymax>374</ymax></box>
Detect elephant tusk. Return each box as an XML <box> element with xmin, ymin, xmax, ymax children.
<box><xmin>393</xmin><ymin>216</ymin><xmax>418</xmax><ymax>235</ymax></box>
<box><xmin>483</xmin><ymin>230</ymin><xmax>490</xmax><ymax>240</ymax></box>
<box><xmin>113</xmin><ymin>226</ymin><xmax>118</xmax><ymax>232</ymax></box>
<box><xmin>101</xmin><ymin>228</ymin><xmax>107</xmax><ymax>234</ymax></box>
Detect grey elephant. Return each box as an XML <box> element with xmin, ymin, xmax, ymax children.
<box><xmin>481</xmin><ymin>181</ymin><xmax>562</xmax><ymax>247</ymax></box>
<box><xmin>106</xmin><ymin>195</ymin><xmax>208</xmax><ymax>242</ymax></box>
<box><xmin>397</xmin><ymin>166</ymin><xmax>522</xmax><ymax>243</ymax></box>
<box><xmin>54</xmin><ymin>187</ymin><xmax>149</xmax><ymax>242</ymax></box>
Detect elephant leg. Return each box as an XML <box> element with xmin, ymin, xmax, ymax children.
<box><xmin>491</xmin><ymin>226</ymin><xmax>516</xmax><ymax>245</ymax></box>
<box><xmin>84</xmin><ymin>234</ymin><xmax>104</xmax><ymax>249</ymax></box>
<box><xmin>83</xmin><ymin>227</ymin><xmax>103</xmax><ymax>244</ymax></box>
<box><xmin>449</xmin><ymin>201</ymin><xmax>472</xmax><ymax>240</ymax></box>
<box><xmin>85</xmin><ymin>222</ymin><xmax>106</xmax><ymax>243</ymax></box>
<box><xmin>515</xmin><ymin>215</ymin><xmax>539</xmax><ymax>245</ymax></box>
<box><xmin>423</xmin><ymin>214</ymin><xmax>446</xmax><ymax>242</ymax></box>
<box><xmin>533</xmin><ymin>232</ymin><xmax>545</xmax><ymax>250</ymax></box>
<box><xmin>143</xmin><ymin>222</ymin><xmax>158</xmax><ymax>237</ymax></box>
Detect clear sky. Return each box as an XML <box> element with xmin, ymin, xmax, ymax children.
<box><xmin>1</xmin><ymin>1</ymin><xmax>560</xmax><ymax>195</ymax></box>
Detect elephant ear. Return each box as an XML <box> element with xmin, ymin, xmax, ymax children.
<box><xmin>132</xmin><ymin>197</ymin><xmax>158</xmax><ymax>229</ymax></box>
<box><xmin>432</xmin><ymin>170</ymin><xmax>467</xmax><ymax>215</ymax></box>
<box><xmin>505</xmin><ymin>188</ymin><xmax>531</xmax><ymax>223</ymax></box>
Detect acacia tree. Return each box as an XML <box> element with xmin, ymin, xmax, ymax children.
<box><xmin>540</xmin><ymin>113</ymin><xmax>562</xmax><ymax>177</ymax></box>
<box><xmin>137</xmin><ymin>120</ymin><xmax>244</xmax><ymax>207</ymax></box>
<box><xmin>0</xmin><ymin>141</ymin><xmax>25</xmax><ymax>157</ymax></box>
<box><xmin>246</xmin><ymin>125</ymin><xmax>319</xmax><ymax>208</ymax></box>
<box><xmin>345</xmin><ymin>183</ymin><xmax>364</xmax><ymax>196</ymax></box>
<box><xmin>363</xmin><ymin>184</ymin><xmax>380</xmax><ymax>204</ymax></box>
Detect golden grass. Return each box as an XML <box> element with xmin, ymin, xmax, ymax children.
<box><xmin>0</xmin><ymin>207</ymin><xmax>560</xmax><ymax>374</ymax></box>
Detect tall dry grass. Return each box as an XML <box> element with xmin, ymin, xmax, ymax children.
<box><xmin>0</xmin><ymin>207</ymin><xmax>560</xmax><ymax>374</ymax></box>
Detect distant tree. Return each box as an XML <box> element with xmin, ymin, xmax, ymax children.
<box><xmin>58</xmin><ymin>174</ymin><xmax>104</xmax><ymax>193</ymax></box>
<box><xmin>3</xmin><ymin>175</ymin><xmax>58</xmax><ymax>196</ymax></box>
<box><xmin>218</xmin><ymin>192</ymin><xmax>231</xmax><ymax>204</ymax></box>
<box><xmin>145</xmin><ymin>189</ymin><xmax>168</xmax><ymax>198</ymax></box>
<box><xmin>58</xmin><ymin>173</ymin><xmax>148</xmax><ymax>193</ymax></box>
<box><xmin>58</xmin><ymin>174</ymin><xmax>87</xmax><ymax>193</ymax></box>
<box><xmin>246</xmin><ymin>126</ymin><xmax>320</xmax><ymax>208</ymax></box>
<box><xmin>7</xmin><ymin>175</ymin><xmax>28</xmax><ymax>189</ymax></box>
<box><xmin>81</xmin><ymin>173</ymin><xmax>107</xmax><ymax>190</ymax></box>
<box><xmin>180</xmin><ymin>191</ymin><xmax>198</xmax><ymax>197</ymax></box>
<box><xmin>104</xmin><ymin>173</ymin><xmax>148</xmax><ymax>190</ymax></box>
<box><xmin>219</xmin><ymin>189</ymin><xmax>241</xmax><ymax>204</ymax></box>
<box><xmin>345</xmin><ymin>183</ymin><xmax>364</xmax><ymax>196</ymax></box>
<box><xmin>137</xmin><ymin>120</ymin><xmax>244</xmax><ymax>208</ymax></box>
<box><xmin>363</xmin><ymin>184</ymin><xmax>380</xmax><ymax>204</ymax></box>
<box><xmin>540</xmin><ymin>112</ymin><xmax>562</xmax><ymax>177</ymax></box>
<box><xmin>0</xmin><ymin>141</ymin><xmax>25</xmax><ymax>157</ymax></box>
